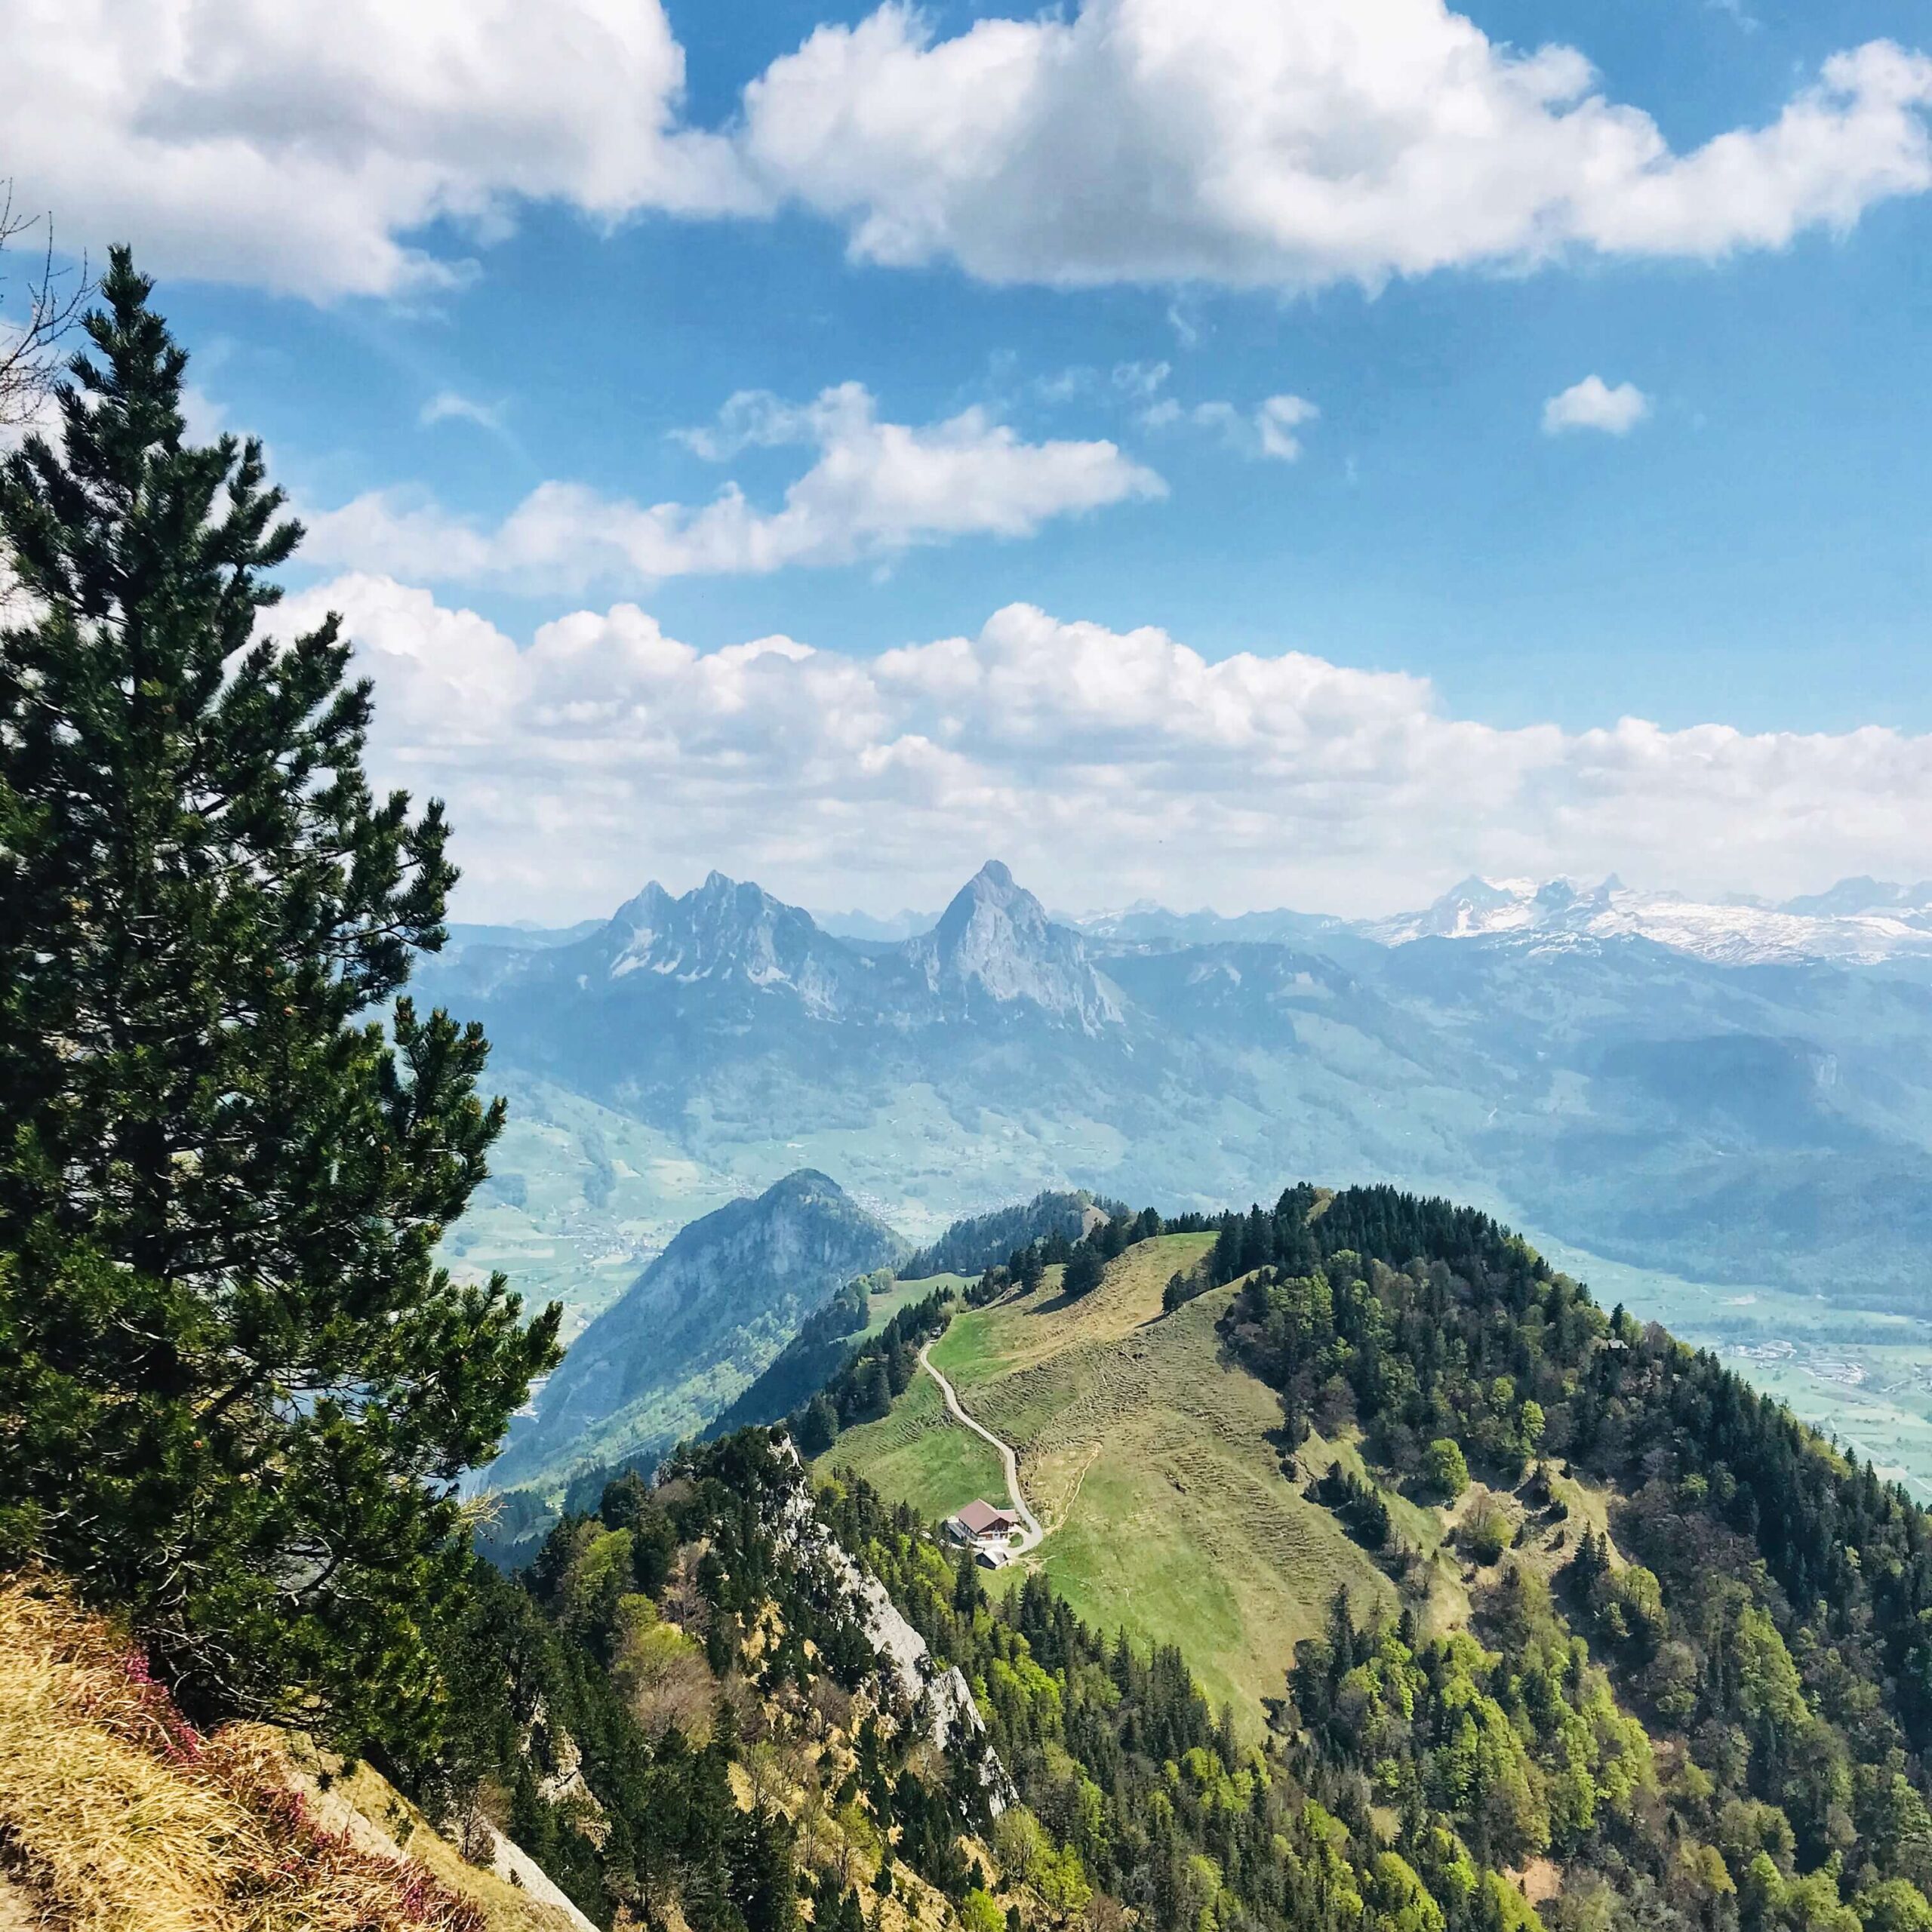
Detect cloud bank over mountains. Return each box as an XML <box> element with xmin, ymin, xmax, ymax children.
<box><xmin>11</xmin><ymin>0</ymin><xmax>1932</xmax><ymax>300</ymax></box>
<box><xmin>284</xmin><ymin>574</ymin><xmax>1932</xmax><ymax>923</ymax></box>
<box><xmin>31</xmin><ymin>0</ymin><xmax>1924</xmax><ymax>928</ymax></box>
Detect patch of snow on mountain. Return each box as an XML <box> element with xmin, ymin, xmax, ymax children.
<box><xmin>1371</xmin><ymin>875</ymin><xmax>1932</xmax><ymax>965</ymax></box>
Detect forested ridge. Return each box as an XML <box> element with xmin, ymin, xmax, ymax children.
<box><xmin>708</xmin><ymin>1269</ymin><xmax>899</xmax><ymax>1443</ymax></box>
<box><xmin>902</xmin><ymin>1195</ymin><xmax>1122</xmax><ymax>1282</ymax></box>
<box><xmin>1193</xmin><ymin>1184</ymin><xmax>1932</xmax><ymax>1932</ymax></box>
<box><xmin>803</xmin><ymin>1186</ymin><xmax>1932</xmax><ymax>1932</ymax></box>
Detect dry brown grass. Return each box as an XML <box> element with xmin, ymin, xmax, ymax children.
<box><xmin>0</xmin><ymin>1571</ymin><xmax>487</xmax><ymax>1931</ymax></box>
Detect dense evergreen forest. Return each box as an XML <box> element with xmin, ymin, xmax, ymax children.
<box><xmin>709</xmin><ymin>1269</ymin><xmax>900</xmax><ymax>1441</ymax></box>
<box><xmin>791</xmin><ymin>1287</ymin><xmax>957</xmax><ymax>1457</ymax></box>
<box><xmin>965</xmin><ymin>1203</ymin><xmax>1216</xmax><ymax>1307</ymax></box>
<box><xmin>902</xmin><ymin>1193</ymin><xmax>1122</xmax><ymax>1281</ymax></box>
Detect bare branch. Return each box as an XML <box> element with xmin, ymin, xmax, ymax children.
<box><xmin>0</xmin><ymin>184</ymin><xmax>90</xmax><ymax>429</ymax></box>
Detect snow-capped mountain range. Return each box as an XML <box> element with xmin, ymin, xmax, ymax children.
<box><xmin>460</xmin><ymin>867</ymin><xmax>1932</xmax><ymax>981</ymax></box>
<box><xmin>1358</xmin><ymin>874</ymin><xmax>1932</xmax><ymax>965</ymax></box>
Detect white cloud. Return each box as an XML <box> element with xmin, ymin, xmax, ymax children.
<box><xmin>1257</xmin><ymin>396</ymin><xmax>1320</xmax><ymax>461</ymax></box>
<box><xmin>1144</xmin><ymin>393</ymin><xmax>1319</xmax><ymax>460</ymax></box>
<box><xmin>738</xmin><ymin>2</ymin><xmax>1932</xmax><ymax>292</ymax></box>
<box><xmin>2</xmin><ymin>0</ymin><xmax>758</xmax><ymax>300</ymax></box>
<box><xmin>303</xmin><ymin>383</ymin><xmax>1164</xmax><ymax>588</ymax></box>
<box><xmin>1112</xmin><ymin>361</ymin><xmax>1172</xmax><ymax>400</ymax></box>
<box><xmin>284</xmin><ymin>577</ymin><xmax>1932</xmax><ymax>924</ymax></box>
<box><xmin>1543</xmin><ymin>376</ymin><xmax>1651</xmax><ymax>436</ymax></box>
<box><xmin>668</xmin><ymin>389</ymin><xmax>819</xmax><ymax>460</ymax></box>
<box><xmin>1033</xmin><ymin>361</ymin><xmax>1171</xmax><ymax>406</ymax></box>
<box><xmin>420</xmin><ymin>390</ymin><xmax>506</xmax><ymax>432</ymax></box>
<box><xmin>6</xmin><ymin>0</ymin><xmax>1930</xmax><ymax>302</ymax></box>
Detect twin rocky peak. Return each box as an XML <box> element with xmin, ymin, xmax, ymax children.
<box><xmin>501</xmin><ymin>860</ymin><xmax>1122</xmax><ymax>1032</ymax></box>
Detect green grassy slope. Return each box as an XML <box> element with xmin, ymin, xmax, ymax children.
<box><xmin>822</xmin><ymin>1367</ymin><xmax>1008</xmax><ymax>1524</ymax></box>
<box><xmin>822</xmin><ymin>1235</ymin><xmax>1395</xmax><ymax>1729</ymax></box>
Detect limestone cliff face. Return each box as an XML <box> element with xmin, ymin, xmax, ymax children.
<box><xmin>773</xmin><ymin>1445</ymin><xmax>1014</xmax><ymax>1814</ymax></box>
<box><xmin>495</xmin><ymin>1171</ymin><xmax>906</xmax><ymax>1484</ymax></box>
<box><xmin>603</xmin><ymin>875</ymin><xmax>862</xmax><ymax>1018</ymax></box>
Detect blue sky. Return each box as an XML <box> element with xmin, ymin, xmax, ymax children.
<box><xmin>12</xmin><ymin>0</ymin><xmax>1932</xmax><ymax>916</ymax></box>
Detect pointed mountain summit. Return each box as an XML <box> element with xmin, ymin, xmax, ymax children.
<box><xmin>608</xmin><ymin>870</ymin><xmax>817</xmax><ymax>974</ymax></box>
<box><xmin>932</xmin><ymin>860</ymin><xmax>1054</xmax><ymax>985</ymax></box>
<box><xmin>906</xmin><ymin>860</ymin><xmax>1121</xmax><ymax>1030</ymax></box>
<box><xmin>421</xmin><ymin>862</ymin><xmax>1133</xmax><ymax>1038</ymax></box>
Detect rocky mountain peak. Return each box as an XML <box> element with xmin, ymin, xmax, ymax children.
<box><xmin>934</xmin><ymin>858</ymin><xmax>1048</xmax><ymax>954</ymax></box>
<box><xmin>914</xmin><ymin>860</ymin><xmax>1121</xmax><ymax>1030</ymax></box>
<box><xmin>598</xmin><ymin>872</ymin><xmax>841</xmax><ymax>1007</ymax></box>
<box><xmin>492</xmin><ymin>1166</ymin><xmax>907</xmax><ymax>1485</ymax></box>
<box><xmin>759</xmin><ymin>1167</ymin><xmax>847</xmax><ymax>1207</ymax></box>
<box><xmin>611</xmin><ymin>878</ymin><xmax>675</xmax><ymax>924</ymax></box>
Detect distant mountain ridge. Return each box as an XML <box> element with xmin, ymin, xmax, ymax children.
<box><xmin>1358</xmin><ymin>872</ymin><xmax>1932</xmax><ymax>964</ymax></box>
<box><xmin>443</xmin><ymin>860</ymin><xmax>1121</xmax><ymax>1038</ymax></box>
<box><xmin>423</xmin><ymin>860</ymin><xmax>1932</xmax><ymax>1327</ymax></box>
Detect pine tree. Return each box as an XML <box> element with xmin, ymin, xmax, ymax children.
<box><xmin>954</xmin><ymin>1547</ymin><xmax>985</xmax><ymax>1616</ymax></box>
<box><xmin>798</xmin><ymin>1391</ymin><xmax>839</xmax><ymax>1457</ymax></box>
<box><xmin>1063</xmin><ymin>1243</ymin><xmax>1105</xmax><ymax>1298</ymax></box>
<box><xmin>0</xmin><ymin>251</ymin><xmax>560</xmax><ymax>1758</ymax></box>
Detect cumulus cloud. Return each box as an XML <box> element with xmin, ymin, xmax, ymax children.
<box><xmin>1144</xmin><ymin>393</ymin><xmax>1319</xmax><ymax>460</ymax></box>
<box><xmin>738</xmin><ymin>1</ymin><xmax>1932</xmax><ymax>291</ymax></box>
<box><xmin>1543</xmin><ymin>376</ymin><xmax>1651</xmax><ymax>435</ymax></box>
<box><xmin>302</xmin><ymin>383</ymin><xmax>1164</xmax><ymax>589</ymax></box>
<box><xmin>1256</xmin><ymin>396</ymin><xmax>1320</xmax><ymax>460</ymax></box>
<box><xmin>1</xmin><ymin>0</ymin><xmax>757</xmax><ymax>300</ymax></box>
<box><xmin>284</xmin><ymin>576</ymin><xmax>1932</xmax><ymax>924</ymax></box>
<box><xmin>8</xmin><ymin>0</ymin><xmax>1932</xmax><ymax>300</ymax></box>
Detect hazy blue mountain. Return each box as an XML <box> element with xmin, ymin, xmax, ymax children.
<box><xmin>490</xmin><ymin>1168</ymin><xmax>906</xmax><ymax>1487</ymax></box>
<box><xmin>813</xmin><ymin>906</ymin><xmax>938</xmax><ymax>941</ymax></box>
<box><xmin>1068</xmin><ymin>900</ymin><xmax>1380</xmax><ymax>964</ymax></box>
<box><xmin>444</xmin><ymin>917</ymin><xmax>605</xmax><ymax>952</ymax></box>
<box><xmin>1782</xmin><ymin>877</ymin><xmax>1932</xmax><ymax>918</ymax></box>
<box><xmin>423</xmin><ymin>864</ymin><xmax>1932</xmax><ymax>1347</ymax></box>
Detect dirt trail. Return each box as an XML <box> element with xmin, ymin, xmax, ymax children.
<box><xmin>918</xmin><ymin>1343</ymin><xmax>1046</xmax><ymax>1552</ymax></box>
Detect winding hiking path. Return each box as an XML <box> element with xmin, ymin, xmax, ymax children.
<box><xmin>918</xmin><ymin>1343</ymin><xmax>1046</xmax><ymax>1553</ymax></box>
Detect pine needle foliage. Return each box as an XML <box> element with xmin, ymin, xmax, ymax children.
<box><xmin>0</xmin><ymin>250</ymin><xmax>561</xmax><ymax>1761</ymax></box>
